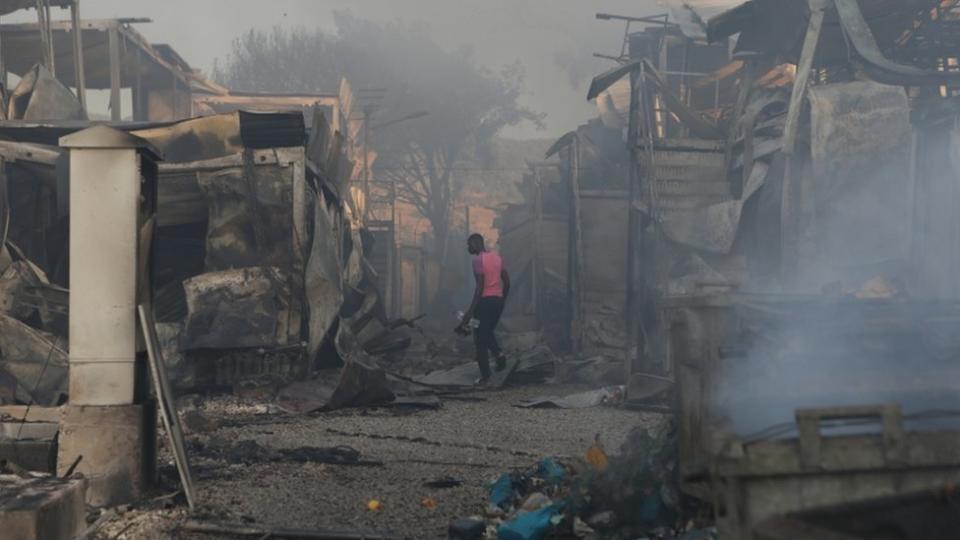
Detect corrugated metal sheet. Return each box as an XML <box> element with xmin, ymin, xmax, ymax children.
<box><xmin>238</xmin><ymin>110</ymin><xmax>306</xmax><ymax>150</ymax></box>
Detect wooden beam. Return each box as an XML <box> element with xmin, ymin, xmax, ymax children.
<box><xmin>132</xmin><ymin>47</ymin><xmax>142</xmax><ymax>120</ymax></box>
<box><xmin>107</xmin><ymin>26</ymin><xmax>120</xmax><ymax>121</ymax></box>
<box><xmin>70</xmin><ymin>1</ymin><xmax>86</xmax><ymax>113</ymax></box>
<box><xmin>0</xmin><ymin>18</ymin><xmax>150</xmax><ymax>32</ymax></box>
<box><xmin>0</xmin><ymin>16</ymin><xmax>6</xmax><ymax>92</ymax></box>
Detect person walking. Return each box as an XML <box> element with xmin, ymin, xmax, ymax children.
<box><xmin>457</xmin><ymin>233</ymin><xmax>510</xmax><ymax>385</ymax></box>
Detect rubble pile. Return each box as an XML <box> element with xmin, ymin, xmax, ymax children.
<box><xmin>449</xmin><ymin>418</ymin><xmax>713</xmax><ymax>540</ymax></box>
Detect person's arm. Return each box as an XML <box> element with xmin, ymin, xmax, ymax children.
<box><xmin>461</xmin><ymin>271</ymin><xmax>484</xmax><ymax>328</ymax></box>
<box><xmin>501</xmin><ymin>268</ymin><xmax>510</xmax><ymax>301</ymax></box>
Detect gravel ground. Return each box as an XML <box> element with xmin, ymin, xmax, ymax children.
<box><xmin>95</xmin><ymin>384</ymin><xmax>657</xmax><ymax>540</ymax></box>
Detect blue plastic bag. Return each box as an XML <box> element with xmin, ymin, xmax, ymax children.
<box><xmin>536</xmin><ymin>458</ymin><xmax>565</xmax><ymax>485</ymax></box>
<box><xmin>490</xmin><ymin>474</ymin><xmax>514</xmax><ymax>509</ymax></box>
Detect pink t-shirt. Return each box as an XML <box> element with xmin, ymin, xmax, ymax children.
<box><xmin>472</xmin><ymin>251</ymin><xmax>503</xmax><ymax>298</ymax></box>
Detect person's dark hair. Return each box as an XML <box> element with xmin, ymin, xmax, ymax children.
<box><xmin>468</xmin><ymin>233</ymin><xmax>484</xmax><ymax>245</ymax></box>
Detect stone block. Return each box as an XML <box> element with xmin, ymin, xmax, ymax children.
<box><xmin>0</xmin><ymin>475</ymin><xmax>87</xmax><ymax>540</ymax></box>
<box><xmin>57</xmin><ymin>402</ymin><xmax>156</xmax><ymax>507</ymax></box>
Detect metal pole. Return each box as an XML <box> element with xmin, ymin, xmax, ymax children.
<box><xmin>70</xmin><ymin>1</ymin><xmax>86</xmax><ymax>113</ymax></box>
<box><xmin>108</xmin><ymin>26</ymin><xmax>121</xmax><ymax>121</ymax></box>
<box><xmin>624</xmin><ymin>67</ymin><xmax>640</xmax><ymax>380</ymax></box>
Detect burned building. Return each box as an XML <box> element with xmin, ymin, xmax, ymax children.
<box><xmin>574</xmin><ymin>0</ymin><xmax>960</xmax><ymax>537</ymax></box>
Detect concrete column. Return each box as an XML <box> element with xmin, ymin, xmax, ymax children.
<box><xmin>58</xmin><ymin>125</ymin><xmax>161</xmax><ymax>506</ymax></box>
<box><xmin>66</xmin><ymin>141</ymin><xmax>139</xmax><ymax>404</ymax></box>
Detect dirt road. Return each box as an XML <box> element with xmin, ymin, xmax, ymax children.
<box><xmin>97</xmin><ymin>384</ymin><xmax>652</xmax><ymax>539</ymax></box>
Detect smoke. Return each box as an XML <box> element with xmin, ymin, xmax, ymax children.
<box><xmin>709</xmin><ymin>83</ymin><xmax>960</xmax><ymax>439</ymax></box>
<box><xmin>53</xmin><ymin>0</ymin><xmax>659</xmax><ymax>138</ymax></box>
<box><xmin>707</xmin><ymin>299</ymin><xmax>960</xmax><ymax>439</ymax></box>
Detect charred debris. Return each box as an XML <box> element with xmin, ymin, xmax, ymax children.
<box><xmin>0</xmin><ymin>0</ymin><xmax>958</xmax><ymax>539</ymax></box>
<box><xmin>498</xmin><ymin>0</ymin><xmax>960</xmax><ymax>538</ymax></box>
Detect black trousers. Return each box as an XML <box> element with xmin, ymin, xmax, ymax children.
<box><xmin>474</xmin><ymin>296</ymin><xmax>505</xmax><ymax>378</ymax></box>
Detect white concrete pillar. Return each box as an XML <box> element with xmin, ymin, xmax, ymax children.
<box><xmin>60</xmin><ymin>125</ymin><xmax>159</xmax><ymax>405</ymax></box>
<box><xmin>58</xmin><ymin>125</ymin><xmax>160</xmax><ymax>506</ymax></box>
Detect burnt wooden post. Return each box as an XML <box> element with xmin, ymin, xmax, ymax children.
<box><xmin>0</xmin><ymin>16</ymin><xmax>6</xmax><ymax>92</ymax></box>
<box><xmin>108</xmin><ymin>25</ymin><xmax>121</xmax><ymax>121</ymax></box>
<box><xmin>568</xmin><ymin>135</ymin><xmax>585</xmax><ymax>354</ymax></box>
<box><xmin>132</xmin><ymin>47</ymin><xmax>142</xmax><ymax>120</ymax></box>
<box><xmin>533</xmin><ymin>166</ymin><xmax>544</xmax><ymax>326</ymax></box>
<box><xmin>70</xmin><ymin>0</ymin><xmax>86</xmax><ymax>113</ymax></box>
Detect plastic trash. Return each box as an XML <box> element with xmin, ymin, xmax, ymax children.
<box><xmin>536</xmin><ymin>458</ymin><xmax>565</xmax><ymax>485</ymax></box>
<box><xmin>489</xmin><ymin>474</ymin><xmax>514</xmax><ymax>509</ymax></box>
<box><xmin>585</xmin><ymin>434</ymin><xmax>609</xmax><ymax>472</ymax></box>
<box><xmin>497</xmin><ymin>503</ymin><xmax>563</xmax><ymax>540</ymax></box>
<box><xmin>521</xmin><ymin>492</ymin><xmax>551</xmax><ymax>512</ymax></box>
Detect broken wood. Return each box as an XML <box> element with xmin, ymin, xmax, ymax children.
<box><xmin>107</xmin><ymin>26</ymin><xmax>121</xmax><ymax>122</ymax></box>
<box><xmin>180</xmin><ymin>520</ymin><xmax>410</xmax><ymax>540</ymax></box>
<box><xmin>69</xmin><ymin>0</ymin><xmax>86</xmax><ymax>113</ymax></box>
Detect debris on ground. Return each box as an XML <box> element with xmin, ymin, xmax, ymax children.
<box><xmin>449</xmin><ymin>417</ymin><xmax>706</xmax><ymax>539</ymax></box>
<box><xmin>187</xmin><ymin>438</ymin><xmax>379</xmax><ymax>467</ymax></box>
<box><xmin>414</xmin><ymin>344</ymin><xmax>556</xmax><ymax>389</ymax></box>
<box><xmin>423</xmin><ymin>476</ymin><xmax>464</xmax><ymax>489</ymax></box>
<box><xmin>448</xmin><ymin>518</ymin><xmax>486</xmax><ymax>540</ymax></box>
<box><xmin>584</xmin><ymin>435</ymin><xmax>609</xmax><ymax>473</ymax></box>
<box><xmin>560</xmin><ymin>355</ymin><xmax>624</xmax><ymax>386</ymax></box>
<box><xmin>179</xmin><ymin>519</ymin><xmax>408</xmax><ymax>540</ymax></box>
<box><xmin>515</xmin><ymin>385</ymin><xmax>624</xmax><ymax>409</ymax></box>
<box><xmin>275</xmin><ymin>360</ymin><xmax>444</xmax><ymax>414</ymax></box>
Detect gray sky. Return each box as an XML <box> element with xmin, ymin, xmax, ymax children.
<box><xmin>12</xmin><ymin>0</ymin><xmax>660</xmax><ymax>138</ymax></box>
